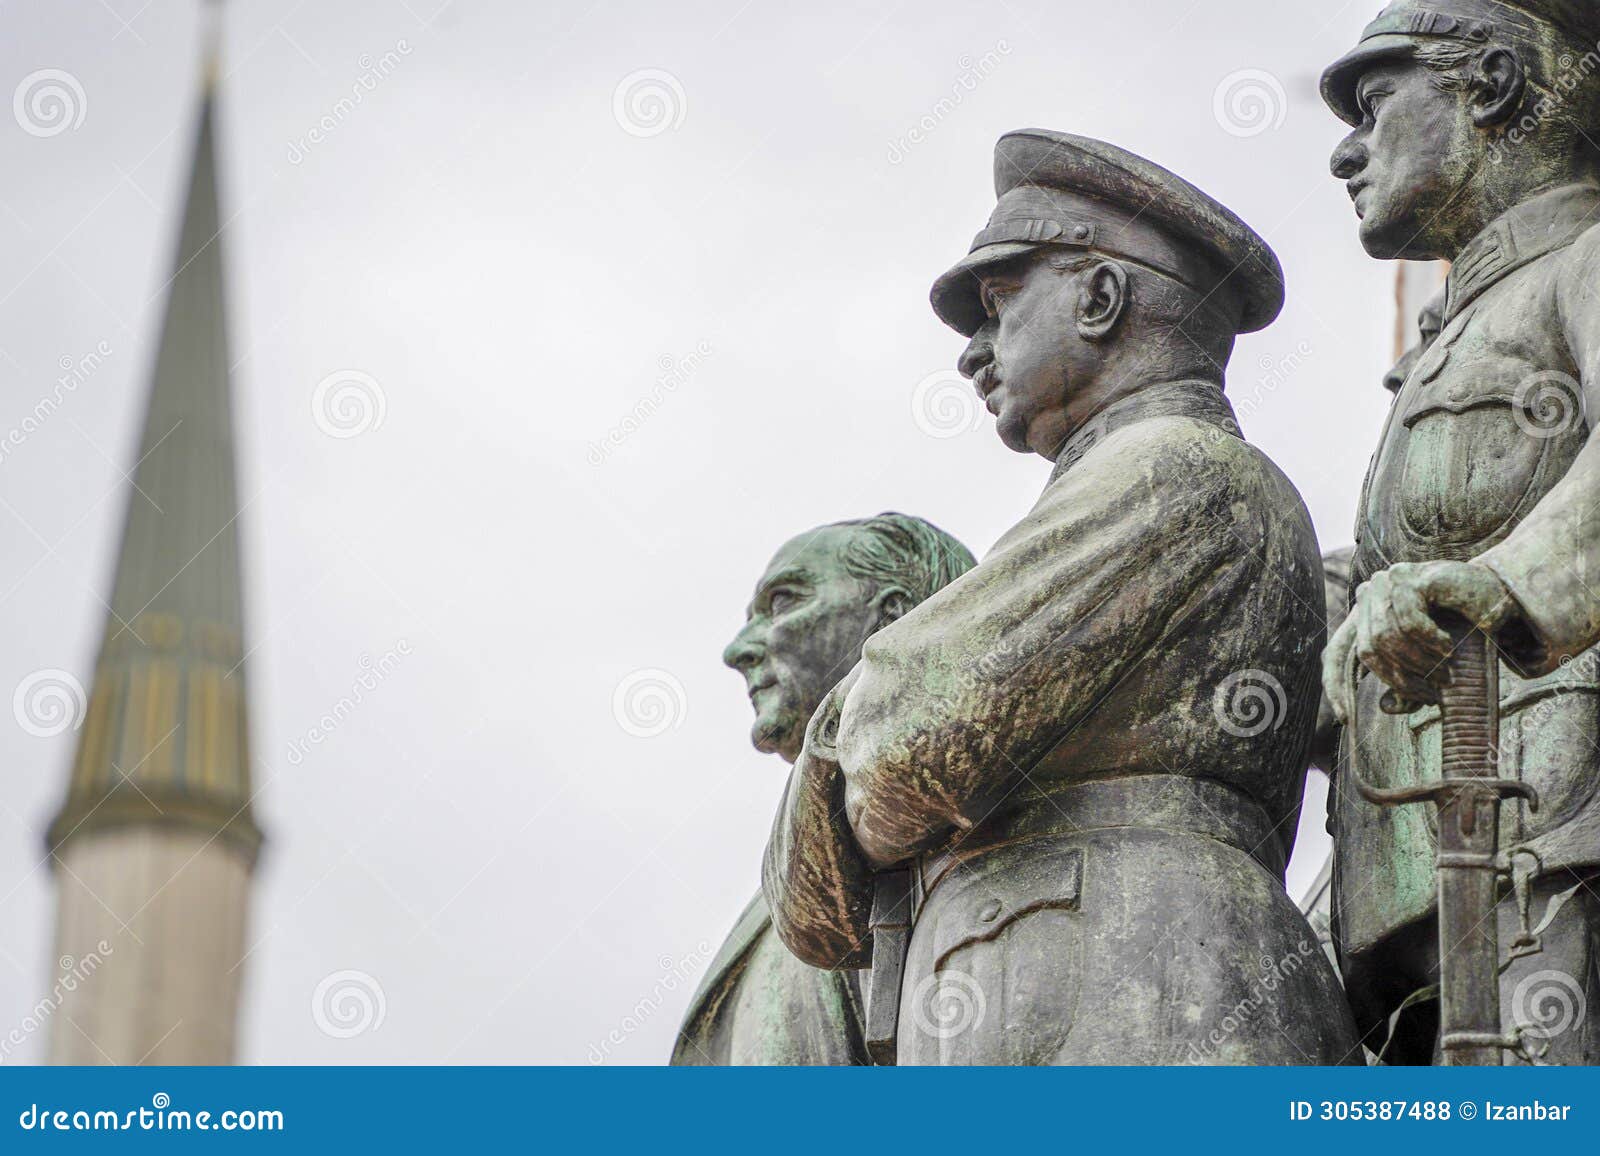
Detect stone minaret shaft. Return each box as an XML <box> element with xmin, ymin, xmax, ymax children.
<box><xmin>46</xmin><ymin>74</ymin><xmax>261</xmax><ymax>1065</ymax></box>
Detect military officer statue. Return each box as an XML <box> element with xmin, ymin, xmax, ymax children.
<box><xmin>1322</xmin><ymin>0</ymin><xmax>1600</xmax><ymax>1063</ymax></box>
<box><xmin>671</xmin><ymin>513</ymin><xmax>974</xmax><ymax>1064</ymax></box>
<box><xmin>763</xmin><ymin>130</ymin><xmax>1360</xmax><ymax>1065</ymax></box>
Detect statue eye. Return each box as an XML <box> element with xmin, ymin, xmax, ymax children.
<box><xmin>768</xmin><ymin>588</ymin><xmax>801</xmax><ymax>614</ymax></box>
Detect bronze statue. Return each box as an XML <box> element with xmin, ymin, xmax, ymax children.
<box><xmin>1322</xmin><ymin>0</ymin><xmax>1600</xmax><ymax>1063</ymax></box>
<box><xmin>763</xmin><ymin>130</ymin><xmax>1360</xmax><ymax>1064</ymax></box>
<box><xmin>1304</xmin><ymin>308</ymin><xmax>1445</xmax><ymax>976</ymax></box>
<box><xmin>670</xmin><ymin>514</ymin><xmax>975</xmax><ymax>1065</ymax></box>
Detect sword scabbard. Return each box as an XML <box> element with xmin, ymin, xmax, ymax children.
<box><xmin>1433</xmin><ymin>625</ymin><xmax>1504</xmax><ymax>1066</ymax></box>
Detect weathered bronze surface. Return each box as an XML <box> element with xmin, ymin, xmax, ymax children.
<box><xmin>763</xmin><ymin>130</ymin><xmax>1360</xmax><ymax>1064</ymax></box>
<box><xmin>1322</xmin><ymin>0</ymin><xmax>1600</xmax><ymax>1063</ymax></box>
<box><xmin>670</xmin><ymin>516</ymin><xmax>974</xmax><ymax>1065</ymax></box>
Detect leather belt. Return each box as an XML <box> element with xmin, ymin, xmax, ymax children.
<box><xmin>917</xmin><ymin>773</ymin><xmax>1286</xmax><ymax>898</ymax></box>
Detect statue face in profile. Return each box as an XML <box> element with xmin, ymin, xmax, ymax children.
<box><xmin>722</xmin><ymin>526</ymin><xmax>891</xmax><ymax>764</ymax></box>
<box><xmin>1331</xmin><ymin>62</ymin><xmax>1481</xmax><ymax>259</ymax></box>
<box><xmin>958</xmin><ymin>254</ymin><xmax>1122</xmax><ymax>458</ymax></box>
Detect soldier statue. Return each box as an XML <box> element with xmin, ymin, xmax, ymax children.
<box><xmin>763</xmin><ymin>130</ymin><xmax>1360</xmax><ymax>1065</ymax></box>
<box><xmin>1322</xmin><ymin>0</ymin><xmax>1600</xmax><ymax>1063</ymax></box>
<box><xmin>671</xmin><ymin>514</ymin><xmax>975</xmax><ymax>1064</ymax></box>
<box><xmin>1304</xmin><ymin>302</ymin><xmax>1445</xmax><ymax>975</ymax></box>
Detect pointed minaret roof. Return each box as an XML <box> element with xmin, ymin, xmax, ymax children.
<box><xmin>48</xmin><ymin>60</ymin><xmax>261</xmax><ymax>863</ymax></box>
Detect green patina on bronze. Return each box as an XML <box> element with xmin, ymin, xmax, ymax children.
<box><xmin>1321</xmin><ymin>0</ymin><xmax>1600</xmax><ymax>1063</ymax></box>
<box><xmin>671</xmin><ymin>516</ymin><xmax>975</xmax><ymax>1065</ymax></box>
<box><xmin>763</xmin><ymin>131</ymin><xmax>1360</xmax><ymax>1065</ymax></box>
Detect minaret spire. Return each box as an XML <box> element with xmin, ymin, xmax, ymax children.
<box><xmin>46</xmin><ymin>0</ymin><xmax>260</xmax><ymax>1064</ymax></box>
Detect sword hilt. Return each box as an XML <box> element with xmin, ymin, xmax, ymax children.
<box><xmin>1344</xmin><ymin>619</ymin><xmax>1535</xmax><ymax>1065</ymax></box>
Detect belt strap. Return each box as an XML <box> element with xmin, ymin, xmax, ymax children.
<box><xmin>919</xmin><ymin>774</ymin><xmax>1285</xmax><ymax>896</ymax></box>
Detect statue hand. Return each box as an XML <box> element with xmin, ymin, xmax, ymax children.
<box><xmin>1328</xmin><ymin>560</ymin><xmax>1515</xmax><ymax>720</ymax></box>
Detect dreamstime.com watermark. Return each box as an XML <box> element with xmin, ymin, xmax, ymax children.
<box><xmin>0</xmin><ymin>942</ymin><xmax>112</xmax><ymax>1064</ymax></box>
<box><xmin>587</xmin><ymin>342</ymin><xmax>712</xmax><ymax>465</ymax></box>
<box><xmin>1235</xmin><ymin>340</ymin><xmax>1312</xmax><ymax>426</ymax></box>
<box><xmin>1185</xmin><ymin>939</ymin><xmax>1320</xmax><ymax>1062</ymax></box>
<box><xmin>0</xmin><ymin>342</ymin><xmax>113</xmax><ymax>466</ymax></box>
<box><xmin>588</xmin><ymin>942</ymin><xmax>711</xmax><ymax>1063</ymax></box>
<box><xmin>17</xmin><ymin>1094</ymin><xmax>282</xmax><ymax>1133</ymax></box>
<box><xmin>285</xmin><ymin>641</ymin><xmax>412</xmax><ymax>766</ymax></box>
<box><xmin>286</xmin><ymin>40</ymin><xmax>414</xmax><ymax>164</ymax></box>
<box><xmin>887</xmin><ymin>41</ymin><xmax>1011</xmax><ymax>165</ymax></box>
<box><xmin>1489</xmin><ymin>39</ymin><xmax>1600</xmax><ymax>164</ymax></box>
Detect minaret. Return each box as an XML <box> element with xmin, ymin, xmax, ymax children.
<box><xmin>47</xmin><ymin>4</ymin><xmax>261</xmax><ymax>1065</ymax></box>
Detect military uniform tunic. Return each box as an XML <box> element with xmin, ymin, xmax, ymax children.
<box><xmin>765</xmin><ymin>382</ymin><xmax>1360</xmax><ymax>1065</ymax></box>
<box><xmin>1336</xmin><ymin>183</ymin><xmax>1600</xmax><ymax>1058</ymax></box>
<box><xmin>670</xmin><ymin>891</ymin><xmax>865</xmax><ymax>1066</ymax></box>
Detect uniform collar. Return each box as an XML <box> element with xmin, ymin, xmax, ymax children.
<box><xmin>1444</xmin><ymin>182</ymin><xmax>1600</xmax><ymax>322</ymax></box>
<box><xmin>1049</xmin><ymin>379</ymin><xmax>1240</xmax><ymax>483</ymax></box>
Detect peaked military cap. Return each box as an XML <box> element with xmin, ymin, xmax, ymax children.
<box><xmin>1323</xmin><ymin>1</ymin><xmax>1600</xmax><ymax>125</ymax></box>
<box><xmin>930</xmin><ymin>129</ymin><xmax>1286</xmax><ymax>339</ymax></box>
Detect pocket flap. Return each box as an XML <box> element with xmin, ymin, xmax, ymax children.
<box><xmin>930</xmin><ymin>846</ymin><xmax>1083</xmax><ymax>973</ymax></box>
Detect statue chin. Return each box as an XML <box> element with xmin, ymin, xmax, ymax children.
<box><xmin>751</xmin><ymin>713</ymin><xmax>799</xmax><ymax>761</ymax></box>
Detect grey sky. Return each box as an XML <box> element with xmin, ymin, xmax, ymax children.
<box><xmin>0</xmin><ymin>0</ymin><xmax>1391</xmax><ymax>1062</ymax></box>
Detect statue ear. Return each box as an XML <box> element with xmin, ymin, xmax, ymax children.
<box><xmin>871</xmin><ymin>587</ymin><xmax>911</xmax><ymax>631</ymax></box>
<box><xmin>1469</xmin><ymin>46</ymin><xmax>1526</xmax><ymax>129</ymax></box>
<box><xmin>1075</xmin><ymin>260</ymin><xmax>1130</xmax><ymax>342</ymax></box>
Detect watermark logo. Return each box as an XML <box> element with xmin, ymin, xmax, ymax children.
<box><xmin>312</xmin><ymin>369</ymin><xmax>387</xmax><ymax>438</ymax></box>
<box><xmin>13</xmin><ymin>669</ymin><xmax>86</xmax><ymax>738</ymax></box>
<box><xmin>611</xmin><ymin>668</ymin><xmax>688</xmax><ymax>738</ymax></box>
<box><xmin>1212</xmin><ymin>669</ymin><xmax>1287</xmax><ymax>738</ymax></box>
<box><xmin>1512</xmin><ymin>968</ymin><xmax>1586</xmax><ymax>1047</ymax></box>
<box><xmin>911</xmin><ymin>369</ymin><xmax>985</xmax><ymax>439</ymax></box>
<box><xmin>13</xmin><ymin>69</ymin><xmax>86</xmax><ymax>137</ymax></box>
<box><xmin>612</xmin><ymin>69</ymin><xmax>686</xmax><ymax>138</ymax></box>
<box><xmin>1513</xmin><ymin>370</ymin><xmax>1584</xmax><ymax>440</ymax></box>
<box><xmin>1212</xmin><ymin>69</ymin><xmax>1286</xmax><ymax>138</ymax></box>
<box><xmin>909</xmin><ymin>969</ymin><xmax>986</xmax><ymax>1041</ymax></box>
<box><xmin>311</xmin><ymin>969</ymin><xmax>387</xmax><ymax>1039</ymax></box>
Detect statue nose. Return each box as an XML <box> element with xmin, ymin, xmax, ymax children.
<box><xmin>722</xmin><ymin>631</ymin><xmax>763</xmax><ymax>671</ymax></box>
<box><xmin>1330</xmin><ymin>136</ymin><xmax>1366</xmax><ymax>180</ymax></box>
<box><xmin>957</xmin><ymin>331</ymin><xmax>995</xmax><ymax>381</ymax></box>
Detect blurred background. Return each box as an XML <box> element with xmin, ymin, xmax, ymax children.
<box><xmin>0</xmin><ymin>0</ymin><xmax>1409</xmax><ymax>1063</ymax></box>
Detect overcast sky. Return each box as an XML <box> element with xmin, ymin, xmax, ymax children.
<box><xmin>0</xmin><ymin>0</ymin><xmax>1400</xmax><ymax>1063</ymax></box>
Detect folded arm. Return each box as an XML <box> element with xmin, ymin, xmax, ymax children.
<box><xmin>761</xmin><ymin>674</ymin><xmax>874</xmax><ymax>969</ymax></box>
<box><xmin>837</xmin><ymin>421</ymin><xmax>1247</xmax><ymax>865</ymax></box>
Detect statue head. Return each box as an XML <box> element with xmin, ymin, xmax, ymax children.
<box><xmin>722</xmin><ymin>514</ymin><xmax>976</xmax><ymax>764</ymax></box>
<box><xmin>1324</xmin><ymin>2</ymin><xmax>1600</xmax><ymax>259</ymax></box>
<box><xmin>931</xmin><ymin>131</ymin><xmax>1285</xmax><ymax>460</ymax></box>
<box><xmin>1381</xmin><ymin>285</ymin><xmax>1446</xmax><ymax>393</ymax></box>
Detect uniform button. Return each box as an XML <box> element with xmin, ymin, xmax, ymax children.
<box><xmin>978</xmin><ymin>900</ymin><xmax>1002</xmax><ymax>923</ymax></box>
